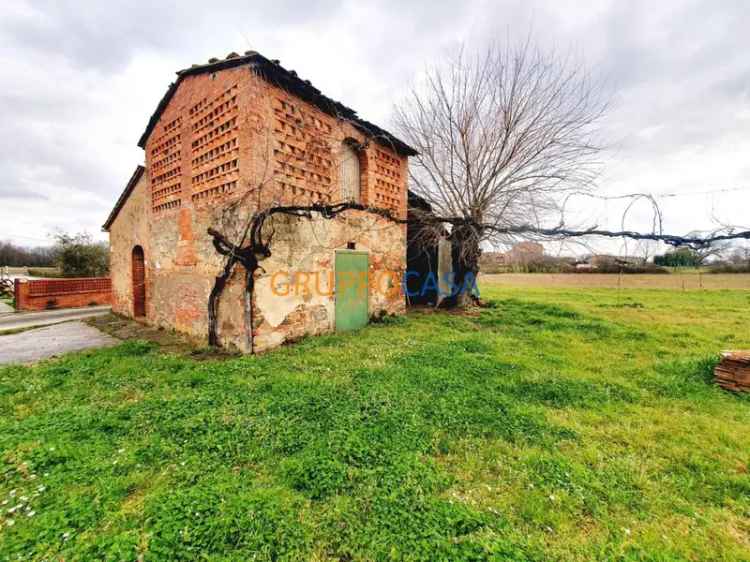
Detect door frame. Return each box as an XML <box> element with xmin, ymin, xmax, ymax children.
<box><xmin>334</xmin><ymin>249</ymin><xmax>369</xmax><ymax>332</ymax></box>
<box><xmin>132</xmin><ymin>245</ymin><xmax>146</xmax><ymax>318</ymax></box>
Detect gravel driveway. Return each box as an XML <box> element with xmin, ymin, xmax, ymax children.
<box><xmin>0</xmin><ymin>321</ymin><xmax>118</xmax><ymax>365</ymax></box>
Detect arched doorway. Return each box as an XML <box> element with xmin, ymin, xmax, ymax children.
<box><xmin>132</xmin><ymin>246</ymin><xmax>146</xmax><ymax>317</ymax></box>
<box><xmin>340</xmin><ymin>141</ymin><xmax>361</xmax><ymax>203</ymax></box>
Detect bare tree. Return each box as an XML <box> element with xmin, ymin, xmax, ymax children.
<box><xmin>692</xmin><ymin>238</ymin><xmax>732</xmax><ymax>265</ymax></box>
<box><xmin>395</xmin><ymin>40</ymin><xmax>607</xmax><ymax>304</ymax></box>
<box><xmin>394</xmin><ymin>41</ymin><xmax>750</xmax><ymax>304</ymax></box>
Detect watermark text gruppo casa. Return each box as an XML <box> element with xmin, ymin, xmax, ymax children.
<box><xmin>269</xmin><ymin>270</ymin><xmax>479</xmax><ymax>298</ymax></box>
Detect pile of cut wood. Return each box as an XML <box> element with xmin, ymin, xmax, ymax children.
<box><xmin>714</xmin><ymin>351</ymin><xmax>750</xmax><ymax>392</ymax></box>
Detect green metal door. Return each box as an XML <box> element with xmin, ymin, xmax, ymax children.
<box><xmin>335</xmin><ymin>251</ymin><xmax>369</xmax><ymax>332</ymax></box>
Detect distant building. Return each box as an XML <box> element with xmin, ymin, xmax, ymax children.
<box><xmin>479</xmin><ymin>242</ymin><xmax>546</xmax><ymax>272</ymax></box>
<box><xmin>505</xmin><ymin>242</ymin><xmax>544</xmax><ymax>266</ymax></box>
<box><xmin>480</xmin><ymin>251</ymin><xmax>508</xmax><ymax>269</ymax></box>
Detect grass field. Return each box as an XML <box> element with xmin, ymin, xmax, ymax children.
<box><xmin>1</xmin><ymin>279</ymin><xmax>749</xmax><ymax>560</ymax></box>
<box><xmin>482</xmin><ymin>272</ymin><xmax>750</xmax><ymax>290</ymax></box>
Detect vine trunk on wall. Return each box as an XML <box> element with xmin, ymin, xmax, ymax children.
<box><xmin>207</xmin><ymin>202</ymin><xmax>403</xmax><ymax>351</ymax></box>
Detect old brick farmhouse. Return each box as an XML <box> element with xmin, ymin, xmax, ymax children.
<box><xmin>103</xmin><ymin>51</ymin><xmax>417</xmax><ymax>352</ymax></box>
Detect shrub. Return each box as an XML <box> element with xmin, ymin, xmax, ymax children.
<box><xmin>52</xmin><ymin>232</ymin><xmax>109</xmax><ymax>277</ymax></box>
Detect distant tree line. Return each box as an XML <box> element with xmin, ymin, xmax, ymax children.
<box><xmin>0</xmin><ymin>241</ymin><xmax>56</xmax><ymax>267</ymax></box>
<box><xmin>480</xmin><ymin>245</ymin><xmax>750</xmax><ymax>274</ymax></box>
<box><xmin>654</xmin><ymin>246</ymin><xmax>750</xmax><ymax>269</ymax></box>
<box><xmin>1</xmin><ymin>233</ymin><xmax>109</xmax><ymax>277</ymax></box>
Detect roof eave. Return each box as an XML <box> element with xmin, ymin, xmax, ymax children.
<box><xmin>102</xmin><ymin>165</ymin><xmax>146</xmax><ymax>232</ymax></box>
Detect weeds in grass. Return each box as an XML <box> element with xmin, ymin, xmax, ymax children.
<box><xmin>0</xmin><ymin>287</ymin><xmax>748</xmax><ymax>560</ymax></box>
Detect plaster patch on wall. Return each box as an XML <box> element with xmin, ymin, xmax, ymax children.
<box><xmin>255</xmin><ymin>273</ymin><xmax>334</xmax><ymax>328</ymax></box>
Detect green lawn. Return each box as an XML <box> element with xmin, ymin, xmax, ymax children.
<box><xmin>1</xmin><ymin>285</ymin><xmax>749</xmax><ymax>560</ymax></box>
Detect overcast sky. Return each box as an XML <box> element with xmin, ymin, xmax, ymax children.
<box><xmin>1</xmin><ymin>0</ymin><xmax>748</xmax><ymax>255</ymax></box>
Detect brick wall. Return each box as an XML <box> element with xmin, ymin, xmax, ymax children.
<box><xmin>14</xmin><ymin>278</ymin><xmax>112</xmax><ymax>311</ymax></box>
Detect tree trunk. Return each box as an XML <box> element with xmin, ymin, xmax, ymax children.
<box><xmin>449</xmin><ymin>224</ymin><xmax>482</xmax><ymax>308</ymax></box>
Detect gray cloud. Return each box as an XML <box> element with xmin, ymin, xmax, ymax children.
<box><xmin>1</xmin><ymin>0</ymin><xmax>748</xmax><ymax>252</ymax></box>
<box><xmin>0</xmin><ymin>185</ymin><xmax>47</xmax><ymax>200</ymax></box>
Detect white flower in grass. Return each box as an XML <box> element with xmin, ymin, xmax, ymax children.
<box><xmin>26</xmin><ymin>510</ymin><xmax>35</xmax><ymax>517</ymax></box>
<box><xmin>37</xmin><ymin>486</ymin><xmax>45</xmax><ymax>493</ymax></box>
<box><xmin>9</xmin><ymin>490</ymin><xmax>16</xmax><ymax>497</ymax></box>
<box><xmin>623</xmin><ymin>528</ymin><xmax>631</xmax><ymax>536</ymax></box>
<box><xmin>5</xmin><ymin>519</ymin><xmax>13</xmax><ymax>527</ymax></box>
<box><xmin>548</xmin><ymin>494</ymin><xmax>556</xmax><ymax>501</ymax></box>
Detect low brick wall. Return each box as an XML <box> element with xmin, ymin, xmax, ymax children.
<box><xmin>14</xmin><ymin>277</ymin><xmax>112</xmax><ymax>311</ymax></box>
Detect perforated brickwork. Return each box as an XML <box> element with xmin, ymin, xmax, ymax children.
<box><xmin>272</xmin><ymin>96</ymin><xmax>334</xmax><ymax>204</ymax></box>
<box><xmin>190</xmin><ymin>84</ymin><xmax>240</xmax><ymax>204</ymax></box>
<box><xmin>150</xmin><ymin>116</ymin><xmax>183</xmax><ymax>213</ymax></box>
<box><xmin>27</xmin><ymin>277</ymin><xmax>111</xmax><ymax>296</ymax></box>
<box><xmin>370</xmin><ymin>148</ymin><xmax>403</xmax><ymax>215</ymax></box>
<box><xmin>15</xmin><ymin>278</ymin><xmax>112</xmax><ymax>311</ymax></box>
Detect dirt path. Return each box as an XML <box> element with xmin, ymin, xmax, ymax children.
<box><xmin>0</xmin><ymin>321</ymin><xmax>118</xmax><ymax>365</ymax></box>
